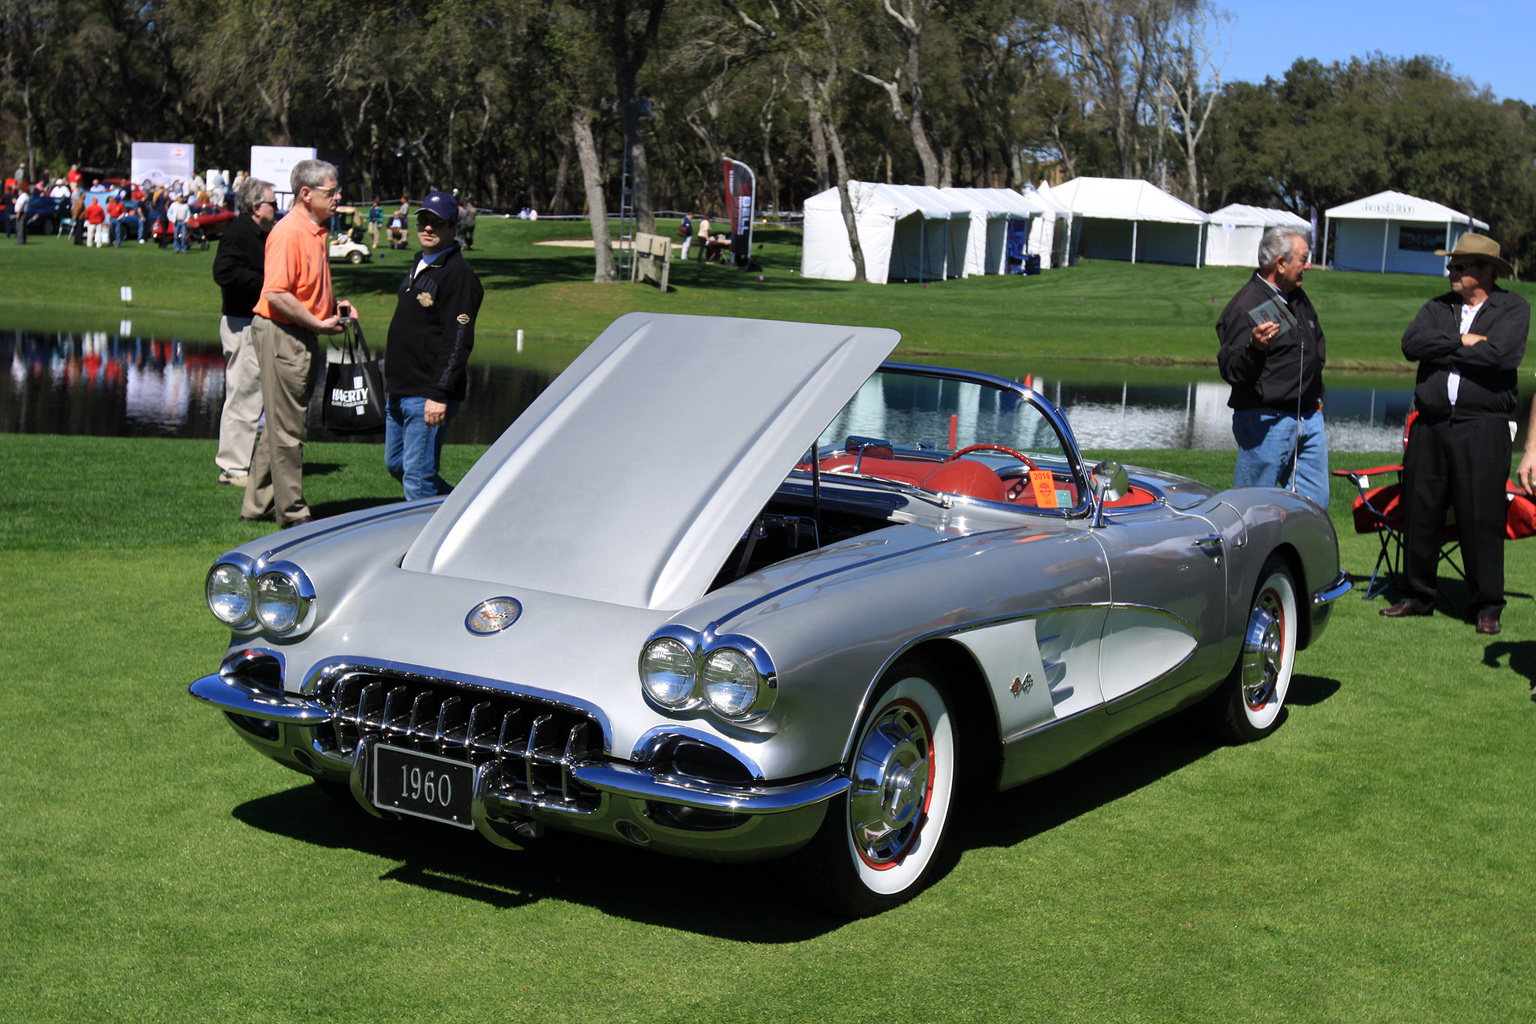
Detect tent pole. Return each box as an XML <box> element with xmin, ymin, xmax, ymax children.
<box><xmin>920</xmin><ymin>218</ymin><xmax>925</xmax><ymax>284</ymax></box>
<box><xmin>1132</xmin><ymin>221</ymin><xmax>1138</xmax><ymax>264</ymax></box>
<box><xmin>1380</xmin><ymin>220</ymin><xmax>1389</xmax><ymax>274</ymax></box>
<box><xmin>1322</xmin><ymin>217</ymin><xmax>1330</xmax><ymax>270</ymax></box>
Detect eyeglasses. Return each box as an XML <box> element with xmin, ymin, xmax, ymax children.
<box><xmin>307</xmin><ymin>184</ymin><xmax>341</xmax><ymax>199</ymax></box>
<box><xmin>1447</xmin><ymin>261</ymin><xmax>1485</xmax><ymax>273</ymax></box>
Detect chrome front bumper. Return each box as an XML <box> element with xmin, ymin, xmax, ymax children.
<box><xmin>190</xmin><ymin>671</ymin><xmax>843</xmax><ymax>859</ymax></box>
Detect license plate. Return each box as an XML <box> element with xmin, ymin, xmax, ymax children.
<box><xmin>372</xmin><ymin>744</ymin><xmax>475</xmax><ymax>829</ymax></box>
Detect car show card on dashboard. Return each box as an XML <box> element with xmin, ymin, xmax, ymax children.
<box><xmin>1246</xmin><ymin>297</ymin><xmax>1299</xmax><ymax>337</ymax></box>
<box><xmin>1029</xmin><ymin>470</ymin><xmax>1059</xmax><ymax>508</ymax></box>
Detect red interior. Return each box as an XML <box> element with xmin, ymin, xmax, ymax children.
<box><xmin>811</xmin><ymin>452</ymin><xmax>1156</xmax><ymax>508</ymax></box>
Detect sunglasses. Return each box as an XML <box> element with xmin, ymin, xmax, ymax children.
<box><xmin>1447</xmin><ymin>261</ymin><xmax>1486</xmax><ymax>273</ymax></box>
<box><xmin>416</xmin><ymin>214</ymin><xmax>450</xmax><ymax>230</ymax></box>
<box><xmin>307</xmin><ymin>184</ymin><xmax>341</xmax><ymax>199</ymax></box>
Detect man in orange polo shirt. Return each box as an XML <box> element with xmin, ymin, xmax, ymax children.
<box><xmin>240</xmin><ymin>159</ymin><xmax>356</xmax><ymax>528</ymax></box>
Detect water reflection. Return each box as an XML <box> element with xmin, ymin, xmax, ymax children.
<box><xmin>3</xmin><ymin>328</ymin><xmax>1415</xmax><ymax>451</ymax></box>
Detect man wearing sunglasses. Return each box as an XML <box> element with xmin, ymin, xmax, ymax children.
<box><xmin>241</xmin><ymin>159</ymin><xmax>356</xmax><ymax>529</ymax></box>
<box><xmin>383</xmin><ymin>190</ymin><xmax>484</xmax><ymax>500</ymax></box>
<box><xmin>1385</xmin><ymin>234</ymin><xmax>1529</xmax><ymax>635</ymax></box>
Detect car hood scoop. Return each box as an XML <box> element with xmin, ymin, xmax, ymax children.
<box><xmin>401</xmin><ymin>313</ymin><xmax>900</xmax><ymax>610</ymax></box>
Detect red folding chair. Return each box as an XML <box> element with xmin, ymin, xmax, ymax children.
<box><xmin>1333</xmin><ymin>464</ymin><xmax>1464</xmax><ymax>600</ymax></box>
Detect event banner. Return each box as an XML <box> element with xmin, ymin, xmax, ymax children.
<box><xmin>723</xmin><ymin>157</ymin><xmax>755</xmax><ymax>268</ymax></box>
<box><xmin>130</xmin><ymin>142</ymin><xmax>195</xmax><ymax>188</ymax></box>
<box><xmin>251</xmin><ymin>146</ymin><xmax>317</xmax><ymax>205</ymax></box>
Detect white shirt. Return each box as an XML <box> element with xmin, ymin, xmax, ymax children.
<box><xmin>1448</xmin><ymin>300</ymin><xmax>1484</xmax><ymax>406</ymax></box>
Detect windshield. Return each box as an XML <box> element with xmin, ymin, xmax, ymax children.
<box><xmin>808</xmin><ymin>366</ymin><xmax>1085</xmax><ymax>512</ymax></box>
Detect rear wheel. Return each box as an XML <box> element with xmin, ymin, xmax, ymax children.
<box><xmin>1207</xmin><ymin>555</ymin><xmax>1297</xmax><ymax>743</ymax></box>
<box><xmin>792</xmin><ymin>658</ymin><xmax>957</xmax><ymax>917</ymax></box>
<box><xmin>347</xmin><ymin>250</ymin><xmax>363</xmax><ymax>264</ymax></box>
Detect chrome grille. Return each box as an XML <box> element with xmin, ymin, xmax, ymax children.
<box><xmin>315</xmin><ymin>671</ymin><xmax>603</xmax><ymax>812</ymax></box>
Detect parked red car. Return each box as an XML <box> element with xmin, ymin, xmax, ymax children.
<box><xmin>151</xmin><ymin>203</ymin><xmax>235</xmax><ymax>249</ymax></box>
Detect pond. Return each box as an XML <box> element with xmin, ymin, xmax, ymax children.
<box><xmin>1</xmin><ymin>326</ymin><xmax>1429</xmax><ymax>452</ymax></box>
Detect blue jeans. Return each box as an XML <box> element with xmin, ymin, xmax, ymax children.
<box><xmin>384</xmin><ymin>395</ymin><xmax>459</xmax><ymax>501</ymax></box>
<box><xmin>173</xmin><ymin>221</ymin><xmax>188</xmax><ymax>252</ymax></box>
<box><xmin>1232</xmin><ymin>407</ymin><xmax>1330</xmax><ymax>509</ymax></box>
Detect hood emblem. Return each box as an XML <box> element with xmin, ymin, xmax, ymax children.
<box><xmin>466</xmin><ymin>597</ymin><xmax>522</xmax><ymax>635</ymax></box>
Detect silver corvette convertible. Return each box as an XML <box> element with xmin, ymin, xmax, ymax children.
<box><xmin>191</xmin><ymin>313</ymin><xmax>1349</xmax><ymax>916</ymax></box>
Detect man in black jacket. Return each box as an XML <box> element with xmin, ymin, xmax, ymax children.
<box><xmin>1216</xmin><ymin>226</ymin><xmax>1329</xmax><ymax>508</ymax></box>
<box><xmin>1382</xmin><ymin>234</ymin><xmax>1529</xmax><ymax>634</ymax></box>
<box><xmin>211</xmin><ymin>177</ymin><xmax>276</xmax><ymax>487</ymax></box>
<box><xmin>384</xmin><ymin>190</ymin><xmax>484</xmax><ymax>500</ymax></box>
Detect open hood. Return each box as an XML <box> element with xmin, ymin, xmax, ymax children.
<box><xmin>401</xmin><ymin>313</ymin><xmax>901</xmax><ymax>610</ymax></box>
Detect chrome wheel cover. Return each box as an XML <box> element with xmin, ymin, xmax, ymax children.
<box><xmin>1240</xmin><ymin>601</ymin><xmax>1283</xmax><ymax>711</ymax></box>
<box><xmin>848</xmin><ymin>699</ymin><xmax>934</xmax><ymax>866</ymax></box>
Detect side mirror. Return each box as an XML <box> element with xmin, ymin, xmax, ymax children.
<box><xmin>1090</xmin><ymin>461</ymin><xmax>1128</xmax><ymax>528</ymax></box>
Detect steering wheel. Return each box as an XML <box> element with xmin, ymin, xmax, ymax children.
<box><xmin>947</xmin><ymin>443</ymin><xmax>1039</xmax><ymax>473</ymax></box>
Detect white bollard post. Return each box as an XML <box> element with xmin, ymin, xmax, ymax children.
<box><xmin>120</xmin><ymin>286</ymin><xmax>133</xmax><ymax>302</ymax></box>
<box><xmin>517</xmin><ymin>329</ymin><xmax>524</xmax><ymax>353</ymax></box>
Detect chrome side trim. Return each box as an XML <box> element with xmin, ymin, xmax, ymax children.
<box><xmin>188</xmin><ymin>672</ymin><xmax>331</xmax><ymax>723</ymax></box>
<box><xmin>571</xmin><ymin>763</ymin><xmax>850</xmax><ymax>813</ymax></box>
<box><xmin>1312</xmin><ymin>571</ymin><xmax>1352</xmax><ymax>605</ymax></box>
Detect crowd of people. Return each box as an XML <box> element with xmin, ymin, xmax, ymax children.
<box><xmin>4</xmin><ymin>163</ymin><xmax>244</xmax><ymax>249</ymax></box>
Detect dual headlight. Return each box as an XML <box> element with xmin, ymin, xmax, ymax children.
<box><xmin>206</xmin><ymin>556</ymin><xmax>315</xmax><ymax>636</ymax></box>
<box><xmin>639</xmin><ymin>629</ymin><xmax>776</xmax><ymax>720</ymax></box>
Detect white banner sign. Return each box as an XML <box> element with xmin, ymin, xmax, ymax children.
<box><xmin>130</xmin><ymin>142</ymin><xmax>195</xmax><ymax>188</ymax></box>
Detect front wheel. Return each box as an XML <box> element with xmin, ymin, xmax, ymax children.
<box><xmin>347</xmin><ymin>251</ymin><xmax>363</xmax><ymax>264</ymax></box>
<box><xmin>1205</xmin><ymin>555</ymin><xmax>1298</xmax><ymax>743</ymax></box>
<box><xmin>790</xmin><ymin>658</ymin><xmax>957</xmax><ymax>917</ymax></box>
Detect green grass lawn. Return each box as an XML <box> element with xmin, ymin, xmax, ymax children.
<box><xmin>1</xmin><ymin>434</ymin><xmax>1534</xmax><ymax>1022</ymax></box>
<box><xmin>5</xmin><ymin>216</ymin><xmax>1533</xmax><ymax>382</ymax></box>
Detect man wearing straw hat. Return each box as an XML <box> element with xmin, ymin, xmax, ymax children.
<box><xmin>1382</xmin><ymin>234</ymin><xmax>1529</xmax><ymax>635</ymax></box>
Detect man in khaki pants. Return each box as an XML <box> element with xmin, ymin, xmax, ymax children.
<box><xmin>241</xmin><ymin>159</ymin><xmax>356</xmax><ymax>528</ymax></box>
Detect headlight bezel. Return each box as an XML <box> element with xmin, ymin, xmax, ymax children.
<box><xmin>205</xmin><ymin>555</ymin><xmax>316</xmax><ymax>638</ymax></box>
<box><xmin>639</xmin><ymin>626</ymin><xmax>777</xmax><ymax>722</ymax></box>
<box><xmin>206</xmin><ymin>556</ymin><xmax>258</xmax><ymax>629</ymax></box>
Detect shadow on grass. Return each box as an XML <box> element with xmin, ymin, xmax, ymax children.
<box><xmin>311</xmin><ymin>496</ymin><xmax>402</xmax><ymax>519</ymax></box>
<box><xmin>233</xmin><ymin>784</ymin><xmax>843</xmax><ymax>940</ymax></box>
<box><xmin>957</xmin><ymin>679</ymin><xmax>1338</xmax><ymax>854</ymax></box>
<box><xmin>1482</xmin><ymin>639</ymin><xmax>1536</xmax><ymax>690</ymax></box>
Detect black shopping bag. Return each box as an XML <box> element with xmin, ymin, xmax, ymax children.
<box><xmin>322</xmin><ymin>318</ymin><xmax>386</xmax><ymax>433</ymax></box>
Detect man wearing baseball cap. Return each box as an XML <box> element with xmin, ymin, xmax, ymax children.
<box><xmin>1383</xmin><ymin>233</ymin><xmax>1529</xmax><ymax>635</ymax></box>
<box><xmin>383</xmin><ymin>189</ymin><xmax>484</xmax><ymax>500</ymax></box>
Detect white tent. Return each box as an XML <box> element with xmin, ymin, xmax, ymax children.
<box><xmin>1323</xmin><ymin>190</ymin><xmax>1488</xmax><ymax>275</ymax></box>
<box><xmin>1027</xmin><ymin>183</ymin><xmax>1074</xmax><ymax>269</ymax></box>
<box><xmin>1205</xmin><ymin>204</ymin><xmax>1312</xmax><ymax>267</ymax></box>
<box><xmin>1051</xmin><ymin>176</ymin><xmax>1208</xmax><ymax>266</ymax></box>
<box><xmin>941</xmin><ymin>187</ymin><xmax>1048</xmax><ymax>275</ymax></box>
<box><xmin>801</xmin><ymin>182</ymin><xmax>971</xmax><ymax>284</ymax></box>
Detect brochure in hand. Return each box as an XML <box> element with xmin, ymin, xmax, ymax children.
<box><xmin>1247</xmin><ymin>296</ymin><xmax>1299</xmax><ymax>337</ymax></box>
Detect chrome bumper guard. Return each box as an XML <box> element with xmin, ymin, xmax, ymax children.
<box><xmin>189</xmin><ymin>672</ymin><xmax>331</xmax><ymax>723</ymax></box>
<box><xmin>1312</xmin><ymin>571</ymin><xmax>1352</xmax><ymax>605</ymax></box>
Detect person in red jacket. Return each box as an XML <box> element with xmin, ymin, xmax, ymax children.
<box><xmin>84</xmin><ymin>199</ymin><xmax>107</xmax><ymax>248</ymax></box>
<box><xmin>106</xmin><ymin>195</ymin><xmax>126</xmax><ymax>246</ymax></box>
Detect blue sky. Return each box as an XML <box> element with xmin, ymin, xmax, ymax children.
<box><xmin>1216</xmin><ymin>1</ymin><xmax>1536</xmax><ymax>104</ymax></box>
